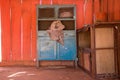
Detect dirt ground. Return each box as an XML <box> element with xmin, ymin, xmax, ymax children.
<box><xmin>0</xmin><ymin>67</ymin><xmax>119</xmax><ymax>80</ymax></box>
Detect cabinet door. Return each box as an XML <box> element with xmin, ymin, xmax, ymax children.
<box><xmin>38</xmin><ymin>37</ymin><xmax>56</xmax><ymax>60</ymax></box>
<box><xmin>58</xmin><ymin>37</ymin><xmax>76</xmax><ymax>60</ymax></box>
<box><xmin>95</xmin><ymin>27</ymin><xmax>116</xmax><ymax>74</ymax></box>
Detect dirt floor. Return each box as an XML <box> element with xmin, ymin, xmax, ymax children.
<box><xmin>0</xmin><ymin>66</ymin><xmax>119</xmax><ymax>80</ymax></box>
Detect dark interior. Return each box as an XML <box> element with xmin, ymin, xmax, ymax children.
<box><xmin>38</xmin><ymin>8</ymin><xmax>55</xmax><ymax>18</ymax></box>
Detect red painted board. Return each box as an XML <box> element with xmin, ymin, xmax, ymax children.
<box><xmin>42</xmin><ymin>0</ymin><xmax>51</xmax><ymax>5</ymax></box>
<box><xmin>22</xmin><ymin>0</ymin><xmax>32</xmax><ymax>60</ymax></box>
<box><xmin>0</xmin><ymin>0</ymin><xmax>2</xmax><ymax>62</ymax></box>
<box><xmin>114</xmin><ymin>0</ymin><xmax>120</xmax><ymax>21</ymax></box>
<box><xmin>52</xmin><ymin>0</ymin><xmax>59</xmax><ymax>4</ymax></box>
<box><xmin>76</xmin><ymin>0</ymin><xmax>84</xmax><ymax>29</ymax></box>
<box><xmin>94</xmin><ymin>0</ymin><xmax>100</xmax><ymax>19</ymax></box>
<box><xmin>85</xmin><ymin>0</ymin><xmax>93</xmax><ymax>24</ymax></box>
<box><xmin>53</xmin><ymin>0</ymin><xmax>64</xmax><ymax>4</ymax></box>
<box><xmin>102</xmin><ymin>0</ymin><xmax>107</xmax><ymax>13</ymax></box>
<box><xmin>11</xmin><ymin>0</ymin><xmax>21</xmax><ymax>61</ymax></box>
<box><xmin>1</xmin><ymin>0</ymin><xmax>11</xmax><ymax>61</ymax></box>
<box><xmin>31</xmin><ymin>0</ymin><xmax>39</xmax><ymax>61</ymax></box>
<box><xmin>108</xmin><ymin>0</ymin><xmax>114</xmax><ymax>21</ymax></box>
<box><xmin>60</xmin><ymin>0</ymin><xmax>76</xmax><ymax>4</ymax></box>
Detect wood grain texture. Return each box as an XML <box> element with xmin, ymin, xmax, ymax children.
<box><xmin>0</xmin><ymin>0</ymin><xmax>1</xmax><ymax>62</ymax></box>
<box><xmin>22</xmin><ymin>0</ymin><xmax>32</xmax><ymax>60</ymax></box>
<box><xmin>95</xmin><ymin>27</ymin><xmax>114</xmax><ymax>48</ymax></box>
<box><xmin>11</xmin><ymin>0</ymin><xmax>21</xmax><ymax>61</ymax></box>
<box><xmin>96</xmin><ymin>49</ymin><xmax>115</xmax><ymax>74</ymax></box>
<box><xmin>1</xmin><ymin>0</ymin><xmax>11</xmax><ymax>61</ymax></box>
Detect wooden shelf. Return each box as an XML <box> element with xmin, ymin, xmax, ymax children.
<box><xmin>94</xmin><ymin>22</ymin><xmax>120</xmax><ymax>25</ymax></box>
<box><xmin>38</xmin><ymin>18</ymin><xmax>75</xmax><ymax>21</ymax></box>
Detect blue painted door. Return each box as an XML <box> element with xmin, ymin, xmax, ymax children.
<box><xmin>38</xmin><ymin>37</ymin><xmax>56</xmax><ymax>60</ymax></box>
<box><xmin>57</xmin><ymin>37</ymin><xmax>76</xmax><ymax>60</ymax></box>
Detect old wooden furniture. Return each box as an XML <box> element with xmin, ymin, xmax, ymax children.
<box><xmin>37</xmin><ymin>5</ymin><xmax>77</xmax><ymax>67</ymax></box>
<box><xmin>77</xmin><ymin>22</ymin><xmax>120</xmax><ymax>78</ymax></box>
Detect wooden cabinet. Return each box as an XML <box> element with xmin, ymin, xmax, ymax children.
<box><xmin>77</xmin><ymin>22</ymin><xmax>120</xmax><ymax>78</ymax></box>
<box><xmin>37</xmin><ymin>5</ymin><xmax>77</xmax><ymax>67</ymax></box>
<box><xmin>77</xmin><ymin>26</ymin><xmax>92</xmax><ymax>73</ymax></box>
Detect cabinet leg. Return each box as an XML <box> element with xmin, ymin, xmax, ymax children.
<box><xmin>74</xmin><ymin>60</ymin><xmax>78</xmax><ymax>68</ymax></box>
<box><xmin>36</xmin><ymin>60</ymin><xmax>40</xmax><ymax>68</ymax></box>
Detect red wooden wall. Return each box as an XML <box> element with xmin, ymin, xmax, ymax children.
<box><xmin>0</xmin><ymin>0</ymin><xmax>120</xmax><ymax>66</ymax></box>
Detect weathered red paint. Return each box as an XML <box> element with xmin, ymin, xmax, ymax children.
<box><xmin>76</xmin><ymin>0</ymin><xmax>84</xmax><ymax>29</ymax></box>
<box><xmin>114</xmin><ymin>0</ymin><xmax>120</xmax><ymax>21</ymax></box>
<box><xmin>22</xmin><ymin>0</ymin><xmax>32</xmax><ymax>61</ymax></box>
<box><xmin>0</xmin><ymin>0</ymin><xmax>120</xmax><ymax>66</ymax></box>
<box><xmin>42</xmin><ymin>0</ymin><xmax>51</xmax><ymax>4</ymax></box>
<box><xmin>94</xmin><ymin>0</ymin><xmax>100</xmax><ymax>14</ymax></box>
<box><xmin>108</xmin><ymin>0</ymin><xmax>114</xmax><ymax>21</ymax></box>
<box><xmin>31</xmin><ymin>0</ymin><xmax>39</xmax><ymax>61</ymax></box>
<box><xmin>11</xmin><ymin>0</ymin><xmax>21</xmax><ymax>61</ymax></box>
<box><xmin>84</xmin><ymin>0</ymin><xmax>93</xmax><ymax>24</ymax></box>
<box><xmin>1</xmin><ymin>0</ymin><xmax>11</xmax><ymax>61</ymax></box>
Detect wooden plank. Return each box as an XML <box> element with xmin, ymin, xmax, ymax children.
<box><xmin>0</xmin><ymin>0</ymin><xmax>2</xmax><ymax>62</ymax></box>
<box><xmin>78</xmin><ymin>50</ymin><xmax>84</xmax><ymax>67</ymax></box>
<box><xmin>39</xmin><ymin>61</ymin><xmax>74</xmax><ymax>66</ymax></box>
<box><xmin>95</xmin><ymin>27</ymin><xmax>114</xmax><ymax>48</ymax></box>
<box><xmin>117</xmin><ymin>27</ymin><xmax>120</xmax><ymax>75</ymax></box>
<box><xmin>42</xmin><ymin>0</ymin><xmax>51</xmax><ymax>4</ymax></box>
<box><xmin>22</xmin><ymin>0</ymin><xmax>32</xmax><ymax>60</ymax></box>
<box><xmin>85</xmin><ymin>0</ymin><xmax>93</xmax><ymax>24</ymax></box>
<box><xmin>83</xmin><ymin>53</ymin><xmax>90</xmax><ymax>71</ymax></box>
<box><xmin>102</xmin><ymin>0</ymin><xmax>107</xmax><ymax>13</ymax></box>
<box><xmin>94</xmin><ymin>0</ymin><xmax>100</xmax><ymax>22</ymax></box>
<box><xmin>1</xmin><ymin>0</ymin><xmax>11</xmax><ymax>61</ymax></box>
<box><xmin>31</xmin><ymin>0</ymin><xmax>39</xmax><ymax>61</ymax></box>
<box><xmin>60</xmin><ymin>0</ymin><xmax>76</xmax><ymax>4</ymax></box>
<box><xmin>108</xmin><ymin>0</ymin><xmax>114</xmax><ymax>21</ymax></box>
<box><xmin>114</xmin><ymin>0</ymin><xmax>120</xmax><ymax>21</ymax></box>
<box><xmin>11</xmin><ymin>0</ymin><xmax>21</xmax><ymax>61</ymax></box>
<box><xmin>90</xmin><ymin>27</ymin><xmax>96</xmax><ymax>77</ymax></box>
<box><xmin>52</xmin><ymin>0</ymin><xmax>59</xmax><ymax>4</ymax></box>
<box><xmin>118</xmin><ymin>0</ymin><xmax>120</xmax><ymax>20</ymax></box>
<box><xmin>76</xmin><ymin>0</ymin><xmax>84</xmax><ymax>29</ymax></box>
<box><xmin>0</xmin><ymin>61</ymin><xmax>35</xmax><ymax>66</ymax></box>
<box><xmin>94</xmin><ymin>0</ymin><xmax>100</xmax><ymax>14</ymax></box>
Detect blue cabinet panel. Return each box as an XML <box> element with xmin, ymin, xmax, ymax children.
<box><xmin>57</xmin><ymin>37</ymin><xmax>76</xmax><ymax>60</ymax></box>
<box><xmin>38</xmin><ymin>37</ymin><xmax>56</xmax><ymax>60</ymax></box>
<box><xmin>38</xmin><ymin>31</ymin><xmax>77</xmax><ymax>61</ymax></box>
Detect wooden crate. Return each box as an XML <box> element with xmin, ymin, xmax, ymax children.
<box><xmin>77</xmin><ymin>23</ymin><xmax>120</xmax><ymax>79</ymax></box>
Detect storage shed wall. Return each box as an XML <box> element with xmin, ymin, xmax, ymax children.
<box><xmin>0</xmin><ymin>0</ymin><xmax>120</xmax><ymax>66</ymax></box>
